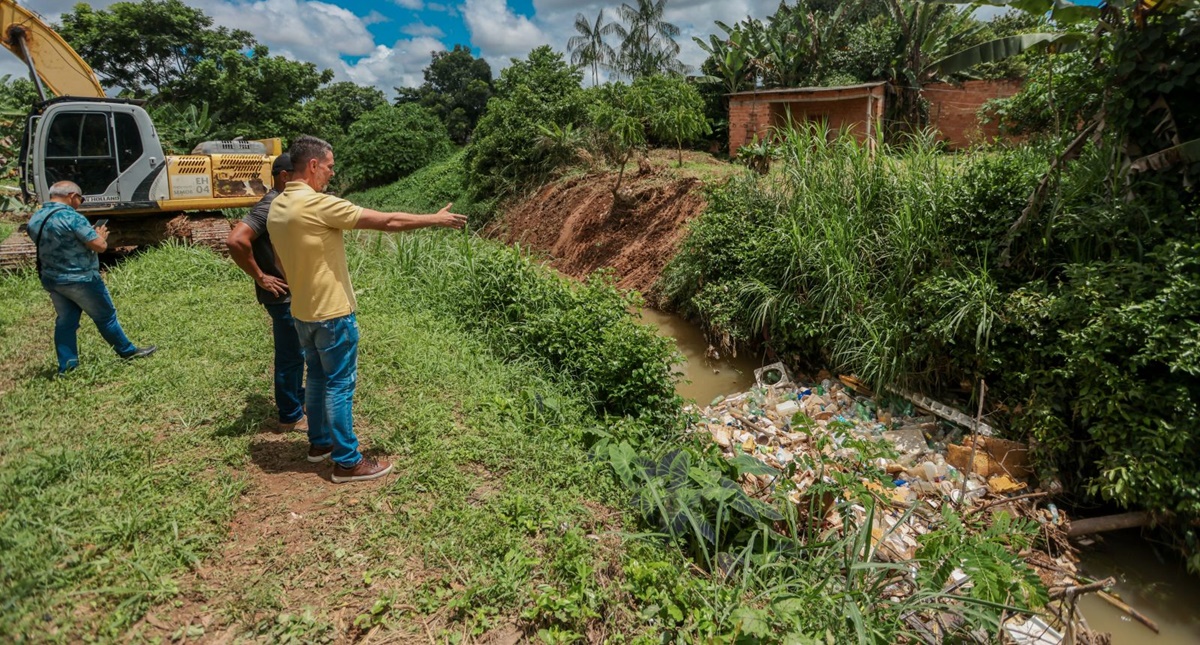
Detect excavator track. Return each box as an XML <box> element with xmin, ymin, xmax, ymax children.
<box><xmin>0</xmin><ymin>212</ymin><xmax>232</xmax><ymax>271</ymax></box>
<box><xmin>0</xmin><ymin>225</ymin><xmax>36</xmax><ymax>270</ymax></box>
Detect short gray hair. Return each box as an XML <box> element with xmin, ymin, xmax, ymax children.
<box><xmin>288</xmin><ymin>135</ymin><xmax>333</xmax><ymax>170</ymax></box>
<box><xmin>48</xmin><ymin>181</ymin><xmax>82</xmax><ymax>198</ymax></box>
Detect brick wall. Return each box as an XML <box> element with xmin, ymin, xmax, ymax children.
<box><xmin>729</xmin><ymin>85</ymin><xmax>885</xmax><ymax>155</ymax></box>
<box><xmin>922</xmin><ymin>79</ymin><xmax>1022</xmax><ymax>149</ymax></box>
<box><xmin>728</xmin><ymin>80</ymin><xmax>1022</xmax><ymax>155</ymax></box>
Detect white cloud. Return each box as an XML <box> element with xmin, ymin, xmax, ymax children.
<box><xmin>462</xmin><ymin>0</ymin><xmax>549</xmax><ymax>67</ymax></box>
<box><xmin>363</xmin><ymin>10</ymin><xmax>390</xmax><ymax>25</ymax></box>
<box><xmin>401</xmin><ymin>22</ymin><xmax>446</xmax><ymax>38</ymax></box>
<box><xmin>343</xmin><ymin>36</ymin><xmax>446</xmax><ymax>94</ymax></box>
<box><xmin>200</xmin><ymin>0</ymin><xmax>377</xmax><ymax>77</ymax></box>
<box><xmin>393</xmin><ymin>0</ymin><xmax>424</xmax><ymax>8</ymax></box>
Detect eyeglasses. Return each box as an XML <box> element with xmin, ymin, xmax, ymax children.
<box><xmin>70</xmin><ymin>193</ymin><xmax>86</xmax><ymax>203</ymax></box>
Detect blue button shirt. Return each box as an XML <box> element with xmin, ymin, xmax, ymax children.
<box><xmin>27</xmin><ymin>202</ymin><xmax>100</xmax><ymax>283</ymax></box>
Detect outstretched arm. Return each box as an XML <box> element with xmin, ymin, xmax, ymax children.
<box><xmin>354</xmin><ymin>203</ymin><xmax>467</xmax><ymax>232</ymax></box>
<box><xmin>227</xmin><ymin>222</ymin><xmax>288</xmax><ymax>296</ymax></box>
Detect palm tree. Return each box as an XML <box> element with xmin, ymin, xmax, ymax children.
<box><xmin>612</xmin><ymin>0</ymin><xmax>685</xmax><ymax>78</ymax></box>
<box><xmin>567</xmin><ymin>10</ymin><xmax>619</xmax><ymax>86</ymax></box>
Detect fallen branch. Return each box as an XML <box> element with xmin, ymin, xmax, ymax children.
<box><xmin>999</xmin><ymin>120</ymin><xmax>1100</xmax><ymax>266</ymax></box>
<box><xmin>1067</xmin><ymin>511</ymin><xmax>1151</xmax><ymax>537</ymax></box>
<box><xmin>1097</xmin><ymin>589</ymin><xmax>1160</xmax><ymax>634</ymax></box>
<box><xmin>1049</xmin><ymin>577</ymin><xmax>1113</xmax><ymax>600</ymax></box>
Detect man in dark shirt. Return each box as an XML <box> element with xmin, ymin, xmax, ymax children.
<box><xmin>227</xmin><ymin>154</ymin><xmax>307</xmax><ymax>433</ymax></box>
<box><xmin>29</xmin><ymin>180</ymin><xmax>156</xmax><ymax>373</ymax></box>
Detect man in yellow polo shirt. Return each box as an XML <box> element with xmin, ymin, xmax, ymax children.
<box><xmin>267</xmin><ymin>135</ymin><xmax>467</xmax><ymax>483</ymax></box>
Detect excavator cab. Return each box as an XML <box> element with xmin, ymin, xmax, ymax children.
<box><xmin>23</xmin><ymin>98</ymin><xmax>166</xmax><ymax>207</ymax></box>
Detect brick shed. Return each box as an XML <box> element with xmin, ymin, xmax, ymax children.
<box><xmin>728</xmin><ymin>82</ymin><xmax>887</xmax><ymax>154</ymax></box>
<box><xmin>728</xmin><ymin>79</ymin><xmax>1022</xmax><ymax>154</ymax></box>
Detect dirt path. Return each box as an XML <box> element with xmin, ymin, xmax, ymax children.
<box><xmin>133</xmin><ymin>423</ymin><xmax>434</xmax><ymax>644</ymax></box>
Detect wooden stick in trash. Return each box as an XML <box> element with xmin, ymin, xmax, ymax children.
<box><xmin>966</xmin><ymin>491</ymin><xmax>1048</xmax><ymax>518</ymax></box>
<box><xmin>1049</xmin><ymin>577</ymin><xmax>1114</xmax><ymax>599</ymax></box>
<box><xmin>1097</xmin><ymin>589</ymin><xmax>1160</xmax><ymax>634</ymax></box>
<box><xmin>728</xmin><ymin>409</ymin><xmax>766</xmax><ymax>434</ymax></box>
<box><xmin>959</xmin><ymin>380</ymin><xmax>986</xmax><ymax>507</ymax></box>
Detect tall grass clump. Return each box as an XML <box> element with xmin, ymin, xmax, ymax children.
<box><xmin>661</xmin><ymin>123</ymin><xmax>969</xmax><ymax>388</ymax></box>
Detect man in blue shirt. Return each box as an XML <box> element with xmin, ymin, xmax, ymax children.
<box><xmin>28</xmin><ymin>180</ymin><xmax>156</xmax><ymax>373</ymax></box>
<box><xmin>227</xmin><ymin>154</ymin><xmax>307</xmax><ymax>433</ymax></box>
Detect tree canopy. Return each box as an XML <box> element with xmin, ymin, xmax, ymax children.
<box><xmin>395</xmin><ymin>45</ymin><xmax>494</xmax><ymax>144</ymax></box>
<box><xmin>56</xmin><ymin>0</ymin><xmax>333</xmax><ymax>138</ymax></box>
<box><xmin>58</xmin><ymin>0</ymin><xmax>255</xmax><ymax>97</ymax></box>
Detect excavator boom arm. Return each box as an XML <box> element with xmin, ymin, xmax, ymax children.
<box><xmin>1</xmin><ymin>0</ymin><xmax>104</xmax><ymax>99</ymax></box>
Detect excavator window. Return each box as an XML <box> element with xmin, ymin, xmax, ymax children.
<box><xmin>113</xmin><ymin>112</ymin><xmax>144</xmax><ymax>171</ymax></box>
<box><xmin>43</xmin><ymin>112</ymin><xmax>119</xmax><ymax>196</ymax></box>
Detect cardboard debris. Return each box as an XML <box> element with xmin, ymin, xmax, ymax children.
<box><xmin>946</xmin><ymin>435</ymin><xmax>1033</xmax><ymax>479</ymax></box>
<box><xmin>988</xmin><ymin>474</ymin><xmax>1027</xmax><ymax>494</ymax></box>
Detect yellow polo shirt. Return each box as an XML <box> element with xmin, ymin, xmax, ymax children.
<box><xmin>266</xmin><ymin>181</ymin><xmax>363</xmax><ymax>322</ymax></box>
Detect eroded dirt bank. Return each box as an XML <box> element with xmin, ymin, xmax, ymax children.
<box><xmin>486</xmin><ymin>158</ymin><xmax>719</xmax><ymax>296</ymax></box>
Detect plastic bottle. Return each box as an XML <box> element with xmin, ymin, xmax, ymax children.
<box><xmin>933</xmin><ymin>454</ymin><xmax>948</xmax><ymax>480</ymax></box>
<box><xmin>922</xmin><ymin>461</ymin><xmax>937</xmax><ymax>482</ymax></box>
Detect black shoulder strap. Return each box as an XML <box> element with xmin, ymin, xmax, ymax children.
<box><xmin>32</xmin><ymin>204</ymin><xmax>71</xmax><ymax>278</ymax></box>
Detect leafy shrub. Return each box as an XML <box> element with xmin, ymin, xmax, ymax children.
<box><xmin>339</xmin><ymin>103</ymin><xmax>453</xmax><ymax>191</ymax></box>
<box><xmin>465</xmin><ymin>46</ymin><xmax>585</xmax><ymax>199</ymax></box>
<box><xmin>352</xmin><ymin>234</ymin><xmax>680</xmax><ymax>422</ymax></box>
<box><xmin>628</xmin><ymin>75</ymin><xmax>710</xmax><ymax>166</ymax></box>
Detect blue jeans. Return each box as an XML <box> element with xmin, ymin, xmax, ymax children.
<box><xmin>42</xmin><ymin>277</ymin><xmax>137</xmax><ymax>373</ymax></box>
<box><xmin>294</xmin><ymin>313</ymin><xmax>362</xmax><ymax>468</ymax></box>
<box><xmin>264</xmin><ymin>303</ymin><xmax>305</xmax><ymax>424</ymax></box>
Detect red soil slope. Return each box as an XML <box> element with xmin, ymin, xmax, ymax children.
<box><xmin>487</xmin><ymin>153</ymin><xmax>729</xmax><ymax>296</ymax></box>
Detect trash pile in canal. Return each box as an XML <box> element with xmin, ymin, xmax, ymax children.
<box><xmin>685</xmin><ymin>363</ymin><xmax>1112</xmax><ymax>644</ymax></box>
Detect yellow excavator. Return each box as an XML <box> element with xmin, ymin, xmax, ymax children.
<box><xmin>0</xmin><ymin>0</ymin><xmax>279</xmax><ymax>268</ymax></box>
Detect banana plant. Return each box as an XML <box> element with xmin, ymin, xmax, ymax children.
<box><xmin>692</xmin><ymin>21</ymin><xmax>755</xmax><ymax>95</ymax></box>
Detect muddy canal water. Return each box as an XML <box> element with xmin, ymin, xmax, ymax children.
<box><xmin>639</xmin><ymin>308</ymin><xmax>1200</xmax><ymax>645</ymax></box>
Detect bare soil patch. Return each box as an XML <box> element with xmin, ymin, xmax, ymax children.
<box><xmin>486</xmin><ymin>152</ymin><xmax>730</xmax><ymax>297</ymax></box>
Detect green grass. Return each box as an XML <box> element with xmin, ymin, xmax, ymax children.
<box><xmin>0</xmin><ymin>202</ymin><xmax>1052</xmax><ymax>643</ymax></box>
<box><xmin>0</xmin><ymin>239</ymin><xmax>681</xmax><ymax>641</ymax></box>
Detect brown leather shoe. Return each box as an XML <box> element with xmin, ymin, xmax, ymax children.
<box><xmin>307</xmin><ymin>445</ymin><xmax>332</xmax><ymax>463</ymax></box>
<box><xmin>280</xmin><ymin>416</ymin><xmax>308</xmax><ymax>433</ymax></box>
<box><xmin>332</xmin><ymin>457</ymin><xmax>393</xmax><ymax>483</ymax></box>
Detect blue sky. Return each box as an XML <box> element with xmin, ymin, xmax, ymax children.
<box><xmin>12</xmin><ymin>0</ymin><xmax>1096</xmax><ymax>98</ymax></box>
